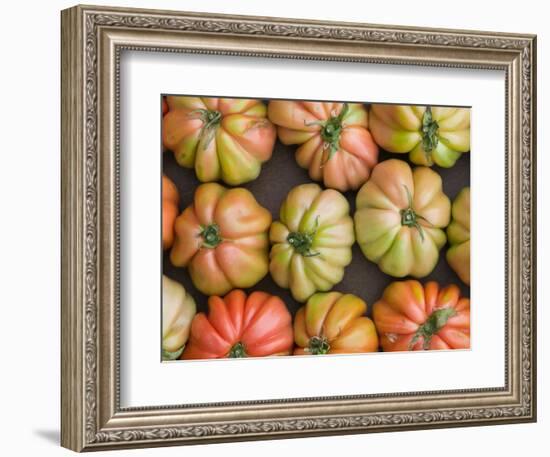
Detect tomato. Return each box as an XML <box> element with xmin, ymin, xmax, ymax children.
<box><xmin>162</xmin><ymin>175</ymin><xmax>179</xmax><ymax>250</ymax></box>
<box><xmin>447</xmin><ymin>187</ymin><xmax>470</xmax><ymax>285</ymax></box>
<box><xmin>170</xmin><ymin>183</ymin><xmax>272</xmax><ymax>296</ymax></box>
<box><xmin>373</xmin><ymin>280</ymin><xmax>470</xmax><ymax>351</ymax></box>
<box><xmin>181</xmin><ymin>290</ymin><xmax>293</xmax><ymax>359</ymax></box>
<box><xmin>354</xmin><ymin>159</ymin><xmax>451</xmax><ymax>278</ymax></box>
<box><xmin>162</xmin><ymin>276</ymin><xmax>196</xmax><ymax>360</ymax></box>
<box><xmin>369</xmin><ymin>105</ymin><xmax>470</xmax><ymax>168</ymax></box>
<box><xmin>269</xmin><ymin>183</ymin><xmax>354</xmax><ymax>302</ymax></box>
<box><xmin>163</xmin><ymin>96</ymin><xmax>276</xmax><ymax>185</ymax></box>
<box><xmin>267</xmin><ymin>101</ymin><xmax>379</xmax><ymax>191</ymax></box>
<box><xmin>293</xmin><ymin>292</ymin><xmax>378</xmax><ymax>355</ymax></box>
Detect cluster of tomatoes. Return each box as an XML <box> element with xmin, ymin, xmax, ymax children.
<box><xmin>161</xmin><ymin>97</ymin><xmax>471</xmax><ymax>361</ymax></box>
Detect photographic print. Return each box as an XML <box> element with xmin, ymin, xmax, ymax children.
<box><xmin>161</xmin><ymin>97</ymin><xmax>471</xmax><ymax>361</ymax></box>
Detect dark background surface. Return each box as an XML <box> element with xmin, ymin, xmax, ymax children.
<box><xmin>163</xmin><ymin>106</ymin><xmax>470</xmax><ymax>319</ymax></box>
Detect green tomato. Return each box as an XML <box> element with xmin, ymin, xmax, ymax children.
<box><xmin>369</xmin><ymin>104</ymin><xmax>470</xmax><ymax>168</ymax></box>
<box><xmin>354</xmin><ymin>159</ymin><xmax>451</xmax><ymax>278</ymax></box>
<box><xmin>269</xmin><ymin>183</ymin><xmax>354</xmax><ymax>302</ymax></box>
<box><xmin>162</xmin><ymin>275</ymin><xmax>196</xmax><ymax>360</ymax></box>
<box><xmin>446</xmin><ymin>187</ymin><xmax>470</xmax><ymax>285</ymax></box>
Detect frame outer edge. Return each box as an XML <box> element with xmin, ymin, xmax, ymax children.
<box><xmin>61</xmin><ymin>5</ymin><xmax>86</xmax><ymax>452</ymax></box>
<box><xmin>60</xmin><ymin>4</ymin><xmax>537</xmax><ymax>450</ymax></box>
<box><xmin>528</xmin><ymin>35</ymin><xmax>537</xmax><ymax>422</ymax></box>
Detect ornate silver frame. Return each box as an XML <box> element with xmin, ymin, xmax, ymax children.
<box><xmin>61</xmin><ymin>4</ymin><xmax>537</xmax><ymax>452</ymax></box>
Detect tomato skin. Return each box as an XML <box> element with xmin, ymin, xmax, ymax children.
<box><xmin>162</xmin><ymin>276</ymin><xmax>196</xmax><ymax>359</ymax></box>
<box><xmin>267</xmin><ymin>101</ymin><xmax>379</xmax><ymax>191</ymax></box>
<box><xmin>372</xmin><ymin>280</ymin><xmax>470</xmax><ymax>351</ymax></box>
<box><xmin>293</xmin><ymin>292</ymin><xmax>379</xmax><ymax>355</ymax></box>
<box><xmin>170</xmin><ymin>183</ymin><xmax>272</xmax><ymax>296</ymax></box>
<box><xmin>354</xmin><ymin>159</ymin><xmax>450</xmax><ymax>278</ymax></box>
<box><xmin>446</xmin><ymin>187</ymin><xmax>470</xmax><ymax>285</ymax></box>
<box><xmin>162</xmin><ymin>175</ymin><xmax>179</xmax><ymax>250</ymax></box>
<box><xmin>369</xmin><ymin>104</ymin><xmax>470</xmax><ymax>168</ymax></box>
<box><xmin>269</xmin><ymin>183</ymin><xmax>355</xmax><ymax>302</ymax></box>
<box><xmin>163</xmin><ymin>97</ymin><xmax>276</xmax><ymax>185</ymax></box>
<box><xmin>181</xmin><ymin>290</ymin><xmax>294</xmax><ymax>359</ymax></box>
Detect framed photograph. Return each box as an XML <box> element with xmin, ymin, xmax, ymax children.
<box><xmin>61</xmin><ymin>4</ymin><xmax>537</xmax><ymax>452</ymax></box>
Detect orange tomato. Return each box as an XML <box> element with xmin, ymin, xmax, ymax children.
<box><xmin>268</xmin><ymin>101</ymin><xmax>379</xmax><ymax>191</ymax></box>
<box><xmin>170</xmin><ymin>183</ymin><xmax>271</xmax><ymax>296</ymax></box>
<box><xmin>163</xmin><ymin>96</ymin><xmax>276</xmax><ymax>185</ymax></box>
<box><xmin>373</xmin><ymin>280</ymin><xmax>470</xmax><ymax>351</ymax></box>
<box><xmin>162</xmin><ymin>175</ymin><xmax>179</xmax><ymax>250</ymax></box>
<box><xmin>182</xmin><ymin>290</ymin><xmax>294</xmax><ymax>359</ymax></box>
<box><xmin>293</xmin><ymin>292</ymin><xmax>379</xmax><ymax>355</ymax></box>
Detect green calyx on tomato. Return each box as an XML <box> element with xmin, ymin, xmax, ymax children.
<box><xmin>307</xmin><ymin>335</ymin><xmax>331</xmax><ymax>355</ymax></box>
<box><xmin>189</xmin><ymin>108</ymin><xmax>222</xmax><ymax>146</ymax></box>
<box><xmin>400</xmin><ymin>185</ymin><xmax>429</xmax><ymax>241</ymax></box>
<box><xmin>228</xmin><ymin>342</ymin><xmax>247</xmax><ymax>358</ymax></box>
<box><xmin>306</xmin><ymin>103</ymin><xmax>349</xmax><ymax>163</ymax></box>
<box><xmin>421</xmin><ymin>107</ymin><xmax>439</xmax><ymax>164</ymax></box>
<box><xmin>409</xmin><ymin>307</ymin><xmax>457</xmax><ymax>350</ymax></box>
<box><xmin>199</xmin><ymin>223</ymin><xmax>222</xmax><ymax>248</ymax></box>
<box><xmin>286</xmin><ymin>216</ymin><xmax>321</xmax><ymax>257</ymax></box>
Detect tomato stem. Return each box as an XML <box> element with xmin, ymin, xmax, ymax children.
<box><xmin>199</xmin><ymin>224</ymin><xmax>222</xmax><ymax>248</ymax></box>
<box><xmin>188</xmin><ymin>108</ymin><xmax>222</xmax><ymax>147</ymax></box>
<box><xmin>305</xmin><ymin>103</ymin><xmax>349</xmax><ymax>164</ymax></box>
<box><xmin>228</xmin><ymin>342</ymin><xmax>247</xmax><ymax>358</ymax></box>
<box><xmin>400</xmin><ymin>185</ymin><xmax>431</xmax><ymax>242</ymax></box>
<box><xmin>287</xmin><ymin>216</ymin><xmax>321</xmax><ymax>257</ymax></box>
<box><xmin>409</xmin><ymin>307</ymin><xmax>457</xmax><ymax>350</ymax></box>
<box><xmin>307</xmin><ymin>336</ymin><xmax>331</xmax><ymax>355</ymax></box>
<box><xmin>421</xmin><ymin>106</ymin><xmax>439</xmax><ymax>165</ymax></box>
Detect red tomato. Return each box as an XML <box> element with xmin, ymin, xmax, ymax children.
<box><xmin>182</xmin><ymin>290</ymin><xmax>294</xmax><ymax>359</ymax></box>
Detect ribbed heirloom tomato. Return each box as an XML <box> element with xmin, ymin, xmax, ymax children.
<box><xmin>162</xmin><ymin>276</ymin><xmax>196</xmax><ymax>360</ymax></box>
<box><xmin>162</xmin><ymin>175</ymin><xmax>179</xmax><ymax>250</ymax></box>
<box><xmin>294</xmin><ymin>292</ymin><xmax>379</xmax><ymax>355</ymax></box>
<box><xmin>354</xmin><ymin>159</ymin><xmax>451</xmax><ymax>278</ymax></box>
<box><xmin>373</xmin><ymin>280</ymin><xmax>470</xmax><ymax>351</ymax></box>
<box><xmin>447</xmin><ymin>187</ymin><xmax>470</xmax><ymax>285</ymax></box>
<box><xmin>369</xmin><ymin>104</ymin><xmax>470</xmax><ymax>168</ymax></box>
<box><xmin>163</xmin><ymin>96</ymin><xmax>276</xmax><ymax>185</ymax></box>
<box><xmin>267</xmin><ymin>101</ymin><xmax>379</xmax><ymax>191</ymax></box>
<box><xmin>170</xmin><ymin>183</ymin><xmax>272</xmax><ymax>296</ymax></box>
<box><xmin>181</xmin><ymin>290</ymin><xmax>294</xmax><ymax>359</ymax></box>
<box><xmin>269</xmin><ymin>183</ymin><xmax>355</xmax><ymax>302</ymax></box>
